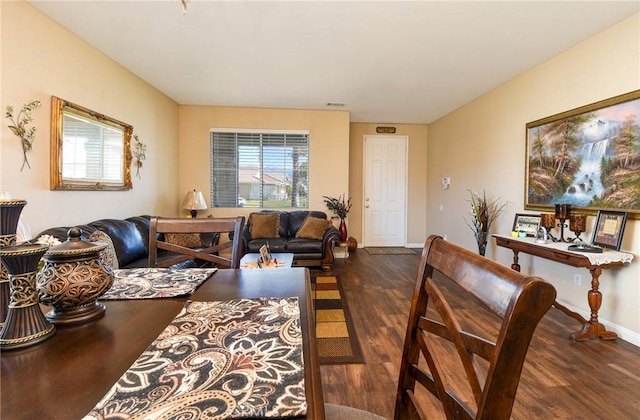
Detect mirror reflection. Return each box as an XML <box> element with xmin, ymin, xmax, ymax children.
<box><xmin>50</xmin><ymin>96</ymin><xmax>133</xmax><ymax>190</ymax></box>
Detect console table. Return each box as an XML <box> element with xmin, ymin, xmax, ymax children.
<box><xmin>494</xmin><ymin>234</ymin><xmax>634</xmax><ymax>342</ymax></box>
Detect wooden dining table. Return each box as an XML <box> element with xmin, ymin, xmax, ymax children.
<box><xmin>0</xmin><ymin>267</ymin><xmax>325</xmax><ymax>419</ymax></box>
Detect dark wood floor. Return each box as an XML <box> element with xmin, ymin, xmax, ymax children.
<box><xmin>314</xmin><ymin>248</ymin><xmax>640</xmax><ymax>419</ymax></box>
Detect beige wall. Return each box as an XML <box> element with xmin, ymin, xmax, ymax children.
<box><xmin>1</xmin><ymin>1</ymin><xmax>180</xmax><ymax>236</ymax></box>
<box><xmin>3</xmin><ymin>1</ymin><xmax>638</xmax><ymax>342</ymax></box>
<box><xmin>177</xmin><ymin>106</ymin><xmax>350</xmax><ymax>220</ymax></box>
<box><xmin>349</xmin><ymin>124</ymin><xmax>428</xmax><ymax>246</ymax></box>
<box><xmin>427</xmin><ymin>14</ymin><xmax>640</xmax><ymax>343</ymax></box>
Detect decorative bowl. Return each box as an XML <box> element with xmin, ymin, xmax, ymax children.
<box><xmin>36</xmin><ymin>227</ymin><xmax>114</xmax><ymax>325</ymax></box>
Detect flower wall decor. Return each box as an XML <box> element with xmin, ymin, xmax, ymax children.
<box><xmin>132</xmin><ymin>134</ymin><xmax>147</xmax><ymax>179</ymax></box>
<box><xmin>5</xmin><ymin>100</ymin><xmax>42</xmax><ymax>171</ymax></box>
<box><xmin>465</xmin><ymin>189</ymin><xmax>509</xmax><ymax>256</ymax></box>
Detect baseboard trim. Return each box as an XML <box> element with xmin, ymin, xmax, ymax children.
<box><xmin>555</xmin><ymin>299</ymin><xmax>640</xmax><ymax>347</ymax></box>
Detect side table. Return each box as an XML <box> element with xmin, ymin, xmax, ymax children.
<box><xmin>334</xmin><ymin>241</ymin><xmax>350</xmax><ymax>260</ymax></box>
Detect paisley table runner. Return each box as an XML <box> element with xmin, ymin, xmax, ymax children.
<box><xmin>84</xmin><ymin>297</ymin><xmax>307</xmax><ymax>419</ymax></box>
<box><xmin>100</xmin><ymin>267</ymin><xmax>218</xmax><ymax>300</ymax></box>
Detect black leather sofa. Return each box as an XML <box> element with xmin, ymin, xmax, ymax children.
<box><xmin>242</xmin><ymin>210</ymin><xmax>340</xmax><ymax>271</ymax></box>
<box><xmin>35</xmin><ymin>215</ymin><xmax>202</xmax><ymax>269</ymax></box>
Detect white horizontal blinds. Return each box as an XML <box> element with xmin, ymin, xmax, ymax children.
<box><xmin>61</xmin><ymin>112</ymin><xmax>123</xmax><ymax>182</ymax></box>
<box><xmin>210</xmin><ymin>132</ymin><xmax>249</xmax><ymax>207</ymax></box>
<box><xmin>210</xmin><ymin>131</ymin><xmax>309</xmax><ymax>208</ymax></box>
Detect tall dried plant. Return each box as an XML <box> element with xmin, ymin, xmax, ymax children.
<box><xmin>465</xmin><ymin>189</ymin><xmax>509</xmax><ymax>254</ymax></box>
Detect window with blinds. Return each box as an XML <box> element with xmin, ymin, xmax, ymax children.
<box><xmin>210</xmin><ymin>130</ymin><xmax>309</xmax><ymax>208</ymax></box>
<box><xmin>61</xmin><ymin>113</ymin><xmax>124</xmax><ymax>182</ymax></box>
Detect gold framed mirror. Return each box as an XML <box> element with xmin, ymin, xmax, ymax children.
<box><xmin>50</xmin><ymin>96</ymin><xmax>133</xmax><ymax>191</ymax></box>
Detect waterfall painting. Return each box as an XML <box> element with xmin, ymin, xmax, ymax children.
<box><xmin>525</xmin><ymin>90</ymin><xmax>640</xmax><ymax>219</ymax></box>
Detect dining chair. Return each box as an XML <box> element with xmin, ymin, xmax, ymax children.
<box><xmin>327</xmin><ymin>234</ymin><xmax>557</xmax><ymax>420</ymax></box>
<box><xmin>148</xmin><ymin>216</ymin><xmax>245</xmax><ymax>269</ymax></box>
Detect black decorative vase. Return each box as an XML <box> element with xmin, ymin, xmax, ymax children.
<box><xmin>477</xmin><ymin>231</ymin><xmax>488</xmax><ymax>257</ymax></box>
<box><xmin>0</xmin><ymin>199</ymin><xmax>27</xmax><ymax>328</ymax></box>
<box><xmin>0</xmin><ymin>244</ymin><xmax>56</xmax><ymax>350</ymax></box>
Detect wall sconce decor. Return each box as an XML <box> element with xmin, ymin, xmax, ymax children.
<box><xmin>5</xmin><ymin>100</ymin><xmax>41</xmax><ymax>171</ymax></box>
<box><xmin>182</xmin><ymin>190</ymin><xmax>207</xmax><ymax>218</ymax></box>
<box><xmin>132</xmin><ymin>134</ymin><xmax>147</xmax><ymax>179</ymax></box>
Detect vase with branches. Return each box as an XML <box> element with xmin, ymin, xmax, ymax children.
<box><xmin>323</xmin><ymin>194</ymin><xmax>352</xmax><ymax>241</ymax></box>
<box><xmin>465</xmin><ymin>189</ymin><xmax>509</xmax><ymax>256</ymax></box>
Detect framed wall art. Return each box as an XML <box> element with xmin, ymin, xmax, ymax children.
<box><xmin>524</xmin><ymin>90</ymin><xmax>640</xmax><ymax>219</ymax></box>
<box><xmin>591</xmin><ymin>210</ymin><xmax>627</xmax><ymax>251</ymax></box>
<box><xmin>512</xmin><ymin>213</ymin><xmax>541</xmax><ymax>237</ymax></box>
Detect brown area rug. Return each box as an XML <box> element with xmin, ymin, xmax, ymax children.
<box><xmin>311</xmin><ymin>275</ymin><xmax>364</xmax><ymax>365</ymax></box>
<box><xmin>365</xmin><ymin>247</ymin><xmax>415</xmax><ymax>255</ymax></box>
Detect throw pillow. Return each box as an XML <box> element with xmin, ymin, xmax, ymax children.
<box><xmin>295</xmin><ymin>216</ymin><xmax>332</xmax><ymax>240</ymax></box>
<box><xmin>165</xmin><ymin>233</ymin><xmax>204</xmax><ymax>249</ymax></box>
<box><xmin>88</xmin><ymin>230</ymin><xmax>119</xmax><ymax>270</ymax></box>
<box><xmin>250</xmin><ymin>213</ymin><xmax>280</xmax><ymax>239</ymax></box>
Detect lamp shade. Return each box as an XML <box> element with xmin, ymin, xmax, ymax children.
<box><xmin>182</xmin><ymin>190</ymin><xmax>207</xmax><ymax>217</ymax></box>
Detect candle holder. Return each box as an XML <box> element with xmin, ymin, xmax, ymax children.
<box><xmin>540</xmin><ymin>213</ymin><xmax>558</xmax><ymax>242</ymax></box>
<box><xmin>554</xmin><ymin>204</ymin><xmax>572</xmax><ymax>243</ymax></box>
<box><xmin>568</xmin><ymin>214</ymin><xmax>587</xmax><ymax>242</ymax></box>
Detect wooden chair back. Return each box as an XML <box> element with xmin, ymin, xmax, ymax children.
<box><xmin>148</xmin><ymin>216</ymin><xmax>245</xmax><ymax>269</ymax></box>
<box><xmin>395</xmin><ymin>235</ymin><xmax>556</xmax><ymax>420</ymax></box>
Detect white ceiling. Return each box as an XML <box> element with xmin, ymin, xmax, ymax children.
<box><xmin>28</xmin><ymin>0</ymin><xmax>639</xmax><ymax>124</ymax></box>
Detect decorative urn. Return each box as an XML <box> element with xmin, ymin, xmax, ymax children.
<box><xmin>36</xmin><ymin>227</ymin><xmax>114</xmax><ymax>325</ymax></box>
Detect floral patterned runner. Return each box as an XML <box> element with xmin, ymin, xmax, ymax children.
<box><xmin>100</xmin><ymin>268</ymin><xmax>218</xmax><ymax>300</ymax></box>
<box><xmin>84</xmin><ymin>298</ymin><xmax>307</xmax><ymax>419</ymax></box>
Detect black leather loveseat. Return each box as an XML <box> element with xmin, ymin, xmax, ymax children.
<box><xmin>35</xmin><ymin>215</ymin><xmax>202</xmax><ymax>269</ymax></box>
<box><xmin>242</xmin><ymin>210</ymin><xmax>340</xmax><ymax>271</ymax></box>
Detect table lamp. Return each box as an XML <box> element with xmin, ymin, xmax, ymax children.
<box><xmin>182</xmin><ymin>189</ymin><xmax>207</xmax><ymax>218</ymax></box>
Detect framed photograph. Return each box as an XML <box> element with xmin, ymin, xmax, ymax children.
<box><xmin>512</xmin><ymin>213</ymin><xmax>542</xmax><ymax>237</ymax></box>
<box><xmin>259</xmin><ymin>244</ymin><xmax>272</xmax><ymax>266</ymax></box>
<box><xmin>591</xmin><ymin>210</ymin><xmax>627</xmax><ymax>251</ymax></box>
<box><xmin>524</xmin><ymin>90</ymin><xmax>640</xmax><ymax>220</ymax></box>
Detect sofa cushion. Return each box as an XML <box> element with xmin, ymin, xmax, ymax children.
<box><xmin>246</xmin><ymin>238</ymin><xmax>287</xmax><ymax>253</ymax></box>
<box><xmin>126</xmin><ymin>215</ymin><xmax>152</xmax><ymax>253</ymax></box>
<box><xmin>88</xmin><ymin>230</ymin><xmax>119</xmax><ymax>270</ymax></box>
<box><xmin>296</xmin><ymin>216</ymin><xmax>332</xmax><ymax>240</ymax></box>
<box><xmin>250</xmin><ymin>213</ymin><xmax>280</xmax><ymax>239</ymax></box>
<box><xmin>286</xmin><ymin>238</ymin><xmax>324</xmax><ymax>253</ymax></box>
<box><xmin>165</xmin><ymin>233</ymin><xmax>203</xmax><ymax>248</ymax></box>
<box><xmin>90</xmin><ymin>219</ymin><xmax>147</xmax><ymax>268</ymax></box>
<box><xmin>288</xmin><ymin>210</ymin><xmax>328</xmax><ymax>237</ymax></box>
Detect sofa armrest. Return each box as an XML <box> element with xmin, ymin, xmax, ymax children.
<box><xmin>322</xmin><ymin>225</ymin><xmax>340</xmax><ymax>245</ymax></box>
<box><xmin>320</xmin><ymin>226</ymin><xmax>340</xmax><ymax>270</ymax></box>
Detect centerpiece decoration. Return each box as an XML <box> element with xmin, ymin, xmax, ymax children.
<box><xmin>5</xmin><ymin>100</ymin><xmax>42</xmax><ymax>171</ymax></box>
<box><xmin>465</xmin><ymin>189</ymin><xmax>509</xmax><ymax>256</ymax></box>
<box><xmin>323</xmin><ymin>193</ymin><xmax>352</xmax><ymax>242</ymax></box>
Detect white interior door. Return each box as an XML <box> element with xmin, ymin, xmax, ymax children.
<box><xmin>363</xmin><ymin>135</ymin><xmax>407</xmax><ymax>247</ymax></box>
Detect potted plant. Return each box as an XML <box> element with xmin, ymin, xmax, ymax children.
<box><xmin>465</xmin><ymin>189</ymin><xmax>509</xmax><ymax>256</ymax></box>
<box><xmin>322</xmin><ymin>194</ymin><xmax>352</xmax><ymax>242</ymax></box>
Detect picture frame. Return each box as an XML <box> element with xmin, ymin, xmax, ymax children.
<box><xmin>591</xmin><ymin>210</ymin><xmax>627</xmax><ymax>251</ymax></box>
<box><xmin>524</xmin><ymin>90</ymin><xmax>640</xmax><ymax>220</ymax></box>
<box><xmin>259</xmin><ymin>244</ymin><xmax>272</xmax><ymax>266</ymax></box>
<box><xmin>512</xmin><ymin>213</ymin><xmax>542</xmax><ymax>237</ymax></box>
